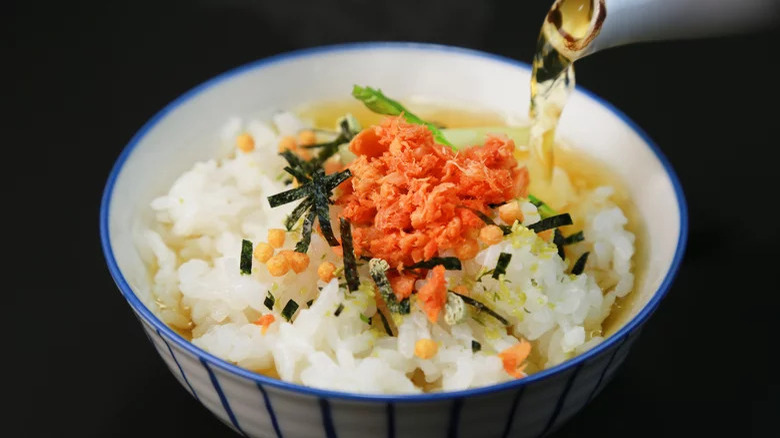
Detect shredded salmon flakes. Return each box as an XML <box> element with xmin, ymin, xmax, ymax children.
<box><xmin>254</xmin><ymin>314</ymin><xmax>276</xmax><ymax>334</ymax></box>
<box><xmin>388</xmin><ymin>272</ymin><xmax>416</xmax><ymax>302</ymax></box>
<box><xmin>499</xmin><ymin>339</ymin><xmax>532</xmax><ymax>378</ymax></box>
<box><xmin>338</xmin><ymin>116</ymin><xmax>528</xmax><ymax>267</ymax></box>
<box><xmin>416</xmin><ymin>265</ymin><xmax>448</xmax><ymax>323</ymax></box>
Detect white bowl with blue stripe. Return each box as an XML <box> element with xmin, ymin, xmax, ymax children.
<box><xmin>100</xmin><ymin>42</ymin><xmax>687</xmax><ymax>438</ymax></box>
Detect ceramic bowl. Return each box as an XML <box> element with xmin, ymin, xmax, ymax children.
<box><xmin>100</xmin><ymin>42</ymin><xmax>687</xmax><ymax>438</ymax></box>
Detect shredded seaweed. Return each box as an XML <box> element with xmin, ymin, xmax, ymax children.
<box><xmin>267</xmin><ymin>184</ymin><xmax>311</xmax><ymax>208</ymax></box>
<box><xmin>269</xmin><ymin>167</ymin><xmax>352</xmax><ymax>253</ymax></box>
<box><xmin>285</xmin><ymin>198</ymin><xmax>314</xmax><ymax>231</ymax></box>
<box><xmin>472</xmin><ymin>340</ymin><xmax>482</xmax><ymax>353</ymax></box>
<box><xmin>571</xmin><ymin>252</ymin><xmax>590</xmax><ymax>275</ymax></box>
<box><xmin>352</xmin><ymin>85</ymin><xmax>452</xmax><ymax>146</ymax></box>
<box><xmin>264</xmin><ymin>291</ymin><xmax>275</xmax><ymax>310</ymax></box>
<box><xmin>339</xmin><ymin>218</ymin><xmax>360</xmax><ymax>293</ymax></box>
<box><xmin>406</xmin><ymin>257</ymin><xmax>463</xmax><ymax>270</ymax></box>
<box><xmin>294</xmin><ymin>209</ymin><xmax>317</xmax><ymax>253</ymax></box>
<box><xmin>240</xmin><ymin>239</ymin><xmax>253</xmax><ymax>275</ymax></box>
<box><xmin>300</xmin><ymin>117</ymin><xmax>359</xmax><ymax>172</ymax></box>
<box><xmin>377</xmin><ymin>309</ymin><xmax>394</xmax><ymax>336</ymax></box>
<box><xmin>465</xmin><ymin>207</ymin><xmax>513</xmax><ymax>235</ymax></box>
<box><xmin>334</xmin><ymin>303</ymin><xmax>345</xmax><ymax>317</ymax></box>
<box><xmin>281</xmin><ymin>300</ymin><xmax>299</xmax><ymax>321</ymax></box>
<box><xmin>369</xmin><ymin>258</ymin><xmax>411</xmax><ymax>314</ymax></box>
<box><xmin>528</xmin><ymin>194</ymin><xmax>557</xmax><ymax>218</ymax></box>
<box><xmin>492</xmin><ymin>253</ymin><xmax>513</xmax><ymax>279</ymax></box>
<box><xmin>553</xmin><ymin>229</ymin><xmax>566</xmax><ymax>260</ymax></box>
<box><xmin>450</xmin><ymin>291</ymin><xmax>510</xmax><ymax>326</ymax></box>
<box><xmin>527</xmin><ymin>213</ymin><xmax>573</xmax><ymax>233</ymax></box>
<box><xmin>306</xmin><ymin>299</ymin><xmax>314</xmax><ymax>308</ymax></box>
<box><xmin>563</xmin><ymin>231</ymin><xmax>585</xmax><ymax>246</ymax></box>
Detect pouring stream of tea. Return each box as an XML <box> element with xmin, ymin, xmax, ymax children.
<box><xmin>527</xmin><ymin>0</ymin><xmax>777</xmax><ymax>199</ymax></box>
<box><xmin>528</xmin><ymin>0</ymin><xmax>600</xmax><ymax>199</ymax></box>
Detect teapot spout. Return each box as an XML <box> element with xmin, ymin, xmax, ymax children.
<box><xmin>546</xmin><ymin>0</ymin><xmax>779</xmax><ymax>61</ymax></box>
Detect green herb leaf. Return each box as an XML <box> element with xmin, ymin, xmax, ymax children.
<box><xmin>281</xmin><ymin>300</ymin><xmax>299</xmax><ymax>321</ymax></box>
<box><xmin>441</xmin><ymin>126</ymin><xmax>530</xmax><ymax>150</ymax></box>
<box><xmin>571</xmin><ymin>251</ymin><xmax>590</xmax><ymax>275</ymax></box>
<box><xmin>450</xmin><ymin>290</ymin><xmax>510</xmax><ymax>326</ymax></box>
<box><xmin>527</xmin><ymin>213</ymin><xmax>573</xmax><ymax>233</ymax></box>
<box><xmin>406</xmin><ymin>257</ymin><xmax>462</xmax><ymax>270</ymax></box>
<box><xmin>492</xmin><ymin>253</ymin><xmax>513</xmax><ymax>279</ymax></box>
<box><xmin>240</xmin><ymin>239</ymin><xmax>253</xmax><ymax>275</ymax></box>
<box><xmin>264</xmin><ymin>291</ymin><xmax>275</xmax><ymax>310</ymax></box>
<box><xmin>339</xmin><ymin>218</ymin><xmax>360</xmax><ymax>293</ymax></box>
<box><xmin>352</xmin><ymin>85</ymin><xmax>452</xmax><ymax>147</ymax></box>
<box><xmin>359</xmin><ymin>314</ymin><xmax>371</xmax><ymax>325</ymax></box>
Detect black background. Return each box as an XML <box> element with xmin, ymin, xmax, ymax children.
<box><xmin>11</xmin><ymin>0</ymin><xmax>779</xmax><ymax>436</ymax></box>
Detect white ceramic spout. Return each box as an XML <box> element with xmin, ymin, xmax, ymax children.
<box><xmin>552</xmin><ymin>0</ymin><xmax>780</xmax><ymax>59</ymax></box>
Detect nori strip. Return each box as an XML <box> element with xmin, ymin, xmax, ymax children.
<box><xmin>240</xmin><ymin>239</ymin><xmax>253</xmax><ymax>275</ymax></box>
<box><xmin>406</xmin><ymin>257</ymin><xmax>462</xmax><ymax>270</ymax></box>
<box><xmin>553</xmin><ymin>229</ymin><xmax>566</xmax><ymax>260</ymax></box>
<box><xmin>323</xmin><ymin>168</ymin><xmax>352</xmax><ymax>188</ymax></box>
<box><xmin>283</xmin><ymin>166</ymin><xmax>310</xmax><ymax>184</ymax></box>
<box><xmin>463</xmin><ymin>207</ymin><xmax>512</xmax><ymax>235</ymax></box>
<box><xmin>315</xmin><ymin>195</ymin><xmax>340</xmax><ymax>245</ymax></box>
<box><xmin>492</xmin><ymin>253</ymin><xmax>512</xmax><ymax>279</ymax></box>
<box><xmin>285</xmin><ymin>197</ymin><xmax>314</xmax><ymax>230</ymax></box>
<box><xmin>306</xmin><ymin>299</ymin><xmax>314</xmax><ymax>307</ymax></box>
<box><xmin>562</xmin><ymin>231</ymin><xmax>585</xmax><ymax>246</ymax></box>
<box><xmin>268</xmin><ymin>185</ymin><xmax>311</xmax><ymax>208</ymax></box>
<box><xmin>527</xmin><ymin>213</ymin><xmax>573</xmax><ymax>233</ymax></box>
<box><xmin>571</xmin><ymin>252</ymin><xmax>590</xmax><ymax>275</ymax></box>
<box><xmin>450</xmin><ymin>291</ymin><xmax>510</xmax><ymax>326</ymax></box>
<box><xmin>264</xmin><ymin>292</ymin><xmax>275</xmax><ymax>310</ymax></box>
<box><xmin>377</xmin><ymin>309</ymin><xmax>394</xmax><ymax>336</ymax></box>
<box><xmin>528</xmin><ymin>194</ymin><xmax>557</xmax><ymax>218</ymax></box>
<box><xmin>294</xmin><ymin>208</ymin><xmax>317</xmax><ymax>253</ymax></box>
<box><xmin>339</xmin><ymin>218</ymin><xmax>360</xmax><ymax>293</ymax></box>
<box><xmin>271</xmin><ymin>167</ymin><xmax>352</xmax><ymax>251</ymax></box>
<box><xmin>281</xmin><ymin>300</ymin><xmax>299</xmax><ymax>321</ymax></box>
<box><xmin>472</xmin><ymin>340</ymin><xmax>482</xmax><ymax>353</ymax></box>
<box><xmin>369</xmin><ymin>258</ymin><xmax>410</xmax><ymax>314</ymax></box>
<box><xmin>334</xmin><ymin>303</ymin><xmax>345</xmax><ymax>316</ymax></box>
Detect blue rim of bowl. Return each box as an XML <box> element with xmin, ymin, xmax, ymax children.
<box><xmin>100</xmin><ymin>41</ymin><xmax>688</xmax><ymax>402</ymax></box>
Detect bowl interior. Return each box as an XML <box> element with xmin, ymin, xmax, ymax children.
<box><xmin>103</xmin><ymin>43</ymin><xmax>685</xmax><ymax>394</ymax></box>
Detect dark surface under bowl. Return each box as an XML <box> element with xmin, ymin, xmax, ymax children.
<box><xmin>11</xmin><ymin>0</ymin><xmax>779</xmax><ymax>436</ymax></box>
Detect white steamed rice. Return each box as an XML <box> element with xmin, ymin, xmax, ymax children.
<box><xmin>137</xmin><ymin>112</ymin><xmax>635</xmax><ymax>394</ymax></box>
